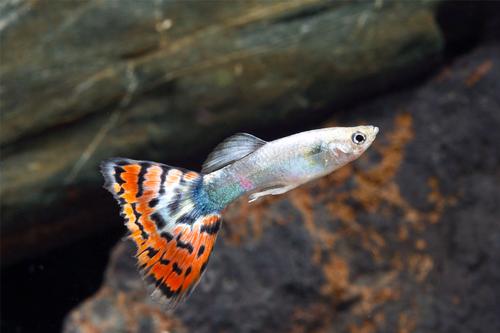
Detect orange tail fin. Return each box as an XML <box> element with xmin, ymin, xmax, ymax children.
<box><xmin>101</xmin><ymin>158</ymin><xmax>221</xmax><ymax>307</ymax></box>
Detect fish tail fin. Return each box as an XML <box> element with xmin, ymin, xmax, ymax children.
<box><xmin>100</xmin><ymin>158</ymin><xmax>221</xmax><ymax>307</ymax></box>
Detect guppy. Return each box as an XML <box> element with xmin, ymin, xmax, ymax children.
<box><xmin>101</xmin><ymin>125</ymin><xmax>378</xmax><ymax>307</ymax></box>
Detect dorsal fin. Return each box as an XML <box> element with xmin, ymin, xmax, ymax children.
<box><xmin>202</xmin><ymin>133</ymin><xmax>266</xmax><ymax>173</ymax></box>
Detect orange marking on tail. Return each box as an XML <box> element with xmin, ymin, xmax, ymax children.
<box><xmin>143</xmin><ymin>181</ymin><xmax>158</xmax><ymax>189</ymax></box>
<box><xmin>130</xmin><ymin>230</ymin><xmax>143</xmax><ymax>244</ymax></box>
<box><xmin>146</xmin><ymin>250</ymin><xmax>164</xmax><ymax>269</ymax></box>
<box><xmin>123</xmin><ymin>164</ymin><xmax>141</xmax><ymax>174</ymax></box>
<box><xmin>151</xmin><ymin>261</ymin><xmax>170</xmax><ymax>281</ymax></box>
<box><xmin>113</xmin><ymin>183</ymin><xmax>121</xmax><ymax>193</ymax></box>
<box><xmin>166</xmin><ymin>175</ymin><xmax>180</xmax><ymax>186</ymax></box>
<box><xmin>137</xmin><ymin>243</ymin><xmax>150</xmax><ymax>256</ymax></box>
<box><xmin>116</xmin><ymin>164</ymin><xmax>142</xmax><ymax>205</ymax></box>
<box><xmin>123</xmin><ymin>204</ymin><xmax>136</xmax><ymax>223</ymax></box>
<box><xmin>173</xmin><ymin>225</ymin><xmax>188</xmax><ymax>235</ymax></box>
<box><xmin>181</xmin><ymin>270</ymin><xmax>195</xmax><ymax>291</ymax></box>
<box><xmin>179</xmin><ymin>227</ymin><xmax>203</xmax><ymax>291</ymax></box>
<box><xmin>143</xmin><ymin>165</ymin><xmax>163</xmax><ymax>190</ymax></box>
<box><xmin>138</xmin><ymin>252</ymin><xmax>152</xmax><ymax>267</ymax></box>
<box><xmin>165</xmin><ymin>169</ymin><xmax>183</xmax><ymax>187</ymax></box>
<box><xmin>137</xmin><ymin>232</ymin><xmax>164</xmax><ymax>254</ymax></box>
<box><xmin>142</xmin><ymin>219</ymin><xmax>156</xmax><ymax>233</ymax></box>
<box><xmin>163</xmin><ymin>246</ymin><xmax>179</xmax><ymax>266</ymax></box>
<box><xmin>184</xmin><ymin>171</ymin><xmax>199</xmax><ymax>181</ymax></box>
<box><xmin>132</xmin><ymin>164</ymin><xmax>164</xmax><ymax>237</ymax></box>
<box><xmin>171</xmin><ymin>240</ymin><xmax>190</xmax><ymax>269</ymax></box>
<box><xmin>166</xmin><ymin>271</ymin><xmax>184</xmax><ymax>292</ymax></box>
<box><xmin>203</xmin><ymin>215</ymin><xmax>219</xmax><ymax>226</ymax></box>
<box><xmin>169</xmin><ymin>169</ymin><xmax>183</xmax><ymax>177</ymax></box>
<box><xmin>146</xmin><ymin>165</ymin><xmax>162</xmax><ymax>179</ymax></box>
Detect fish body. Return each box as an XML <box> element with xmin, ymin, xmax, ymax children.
<box><xmin>204</xmin><ymin>126</ymin><xmax>378</xmax><ymax>206</ymax></box>
<box><xmin>101</xmin><ymin>125</ymin><xmax>378</xmax><ymax>307</ymax></box>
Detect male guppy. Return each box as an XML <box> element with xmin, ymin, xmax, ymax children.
<box><xmin>101</xmin><ymin>125</ymin><xmax>378</xmax><ymax>306</ymax></box>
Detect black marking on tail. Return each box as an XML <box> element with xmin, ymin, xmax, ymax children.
<box><xmin>172</xmin><ymin>263</ymin><xmax>182</xmax><ymax>275</ymax></box>
<box><xmin>159</xmin><ymin>284</ymin><xmax>176</xmax><ymax>298</ymax></box>
<box><xmin>115</xmin><ymin>160</ymin><xmax>130</xmax><ymax>166</ymax></box>
<box><xmin>161</xmin><ymin>231</ymin><xmax>174</xmax><ymax>243</ymax></box>
<box><xmin>146</xmin><ymin>247</ymin><xmax>159</xmax><ymax>258</ymax></box>
<box><xmin>168</xmin><ymin>190</ymin><xmax>182</xmax><ymax>213</ymax></box>
<box><xmin>159</xmin><ymin>256</ymin><xmax>170</xmax><ymax>265</ymax></box>
<box><xmin>149</xmin><ymin>198</ymin><xmax>160</xmax><ymax>208</ymax></box>
<box><xmin>151</xmin><ymin>212</ymin><xmax>166</xmax><ymax>230</ymax></box>
<box><xmin>197</xmin><ymin>245</ymin><xmax>205</xmax><ymax>258</ymax></box>
<box><xmin>200</xmin><ymin>220</ymin><xmax>221</xmax><ymax>235</ymax></box>
<box><xmin>178</xmin><ymin>176</ymin><xmax>186</xmax><ymax>186</ymax></box>
<box><xmin>154</xmin><ymin>277</ymin><xmax>164</xmax><ymax>288</ymax></box>
<box><xmin>176</xmin><ymin>213</ymin><xmax>196</xmax><ymax>226</ymax></box>
<box><xmin>114</xmin><ymin>167</ymin><xmax>125</xmax><ymax>185</ymax></box>
<box><xmin>131</xmin><ymin>203</ymin><xmax>148</xmax><ymax>240</ymax></box>
<box><xmin>136</xmin><ymin>162</ymin><xmax>151</xmax><ymax>198</ymax></box>
<box><xmin>201</xmin><ymin>261</ymin><xmax>208</xmax><ymax>274</ymax></box>
<box><xmin>176</xmin><ymin>234</ymin><xmax>194</xmax><ymax>254</ymax></box>
<box><xmin>159</xmin><ymin>165</ymin><xmax>169</xmax><ymax>195</ymax></box>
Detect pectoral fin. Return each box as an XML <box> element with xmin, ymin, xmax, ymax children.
<box><xmin>248</xmin><ymin>184</ymin><xmax>297</xmax><ymax>203</ymax></box>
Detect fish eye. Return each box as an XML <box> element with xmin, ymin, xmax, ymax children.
<box><xmin>352</xmin><ymin>132</ymin><xmax>366</xmax><ymax>145</ymax></box>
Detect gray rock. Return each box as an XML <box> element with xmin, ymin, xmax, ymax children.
<box><xmin>1</xmin><ymin>0</ymin><xmax>444</xmax><ymax>264</ymax></box>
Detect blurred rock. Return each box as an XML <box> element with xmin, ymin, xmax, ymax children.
<box><xmin>63</xmin><ymin>45</ymin><xmax>500</xmax><ymax>333</ymax></box>
<box><xmin>0</xmin><ymin>0</ymin><xmax>445</xmax><ymax>264</ymax></box>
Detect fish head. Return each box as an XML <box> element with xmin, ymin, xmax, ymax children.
<box><xmin>319</xmin><ymin>125</ymin><xmax>379</xmax><ymax>170</ymax></box>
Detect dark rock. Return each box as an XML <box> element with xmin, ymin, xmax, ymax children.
<box><xmin>0</xmin><ymin>0</ymin><xmax>445</xmax><ymax>264</ymax></box>
<box><xmin>63</xmin><ymin>45</ymin><xmax>500</xmax><ymax>333</ymax></box>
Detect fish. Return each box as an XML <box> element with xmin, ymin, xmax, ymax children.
<box><xmin>100</xmin><ymin>125</ymin><xmax>379</xmax><ymax>307</ymax></box>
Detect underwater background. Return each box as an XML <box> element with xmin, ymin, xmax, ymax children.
<box><xmin>1</xmin><ymin>1</ymin><xmax>499</xmax><ymax>332</ymax></box>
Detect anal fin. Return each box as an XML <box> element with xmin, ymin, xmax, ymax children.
<box><xmin>248</xmin><ymin>184</ymin><xmax>297</xmax><ymax>203</ymax></box>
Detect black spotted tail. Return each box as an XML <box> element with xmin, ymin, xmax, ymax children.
<box><xmin>100</xmin><ymin>158</ymin><xmax>221</xmax><ymax>307</ymax></box>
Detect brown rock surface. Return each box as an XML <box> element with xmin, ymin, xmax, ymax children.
<box><xmin>63</xmin><ymin>45</ymin><xmax>500</xmax><ymax>333</ymax></box>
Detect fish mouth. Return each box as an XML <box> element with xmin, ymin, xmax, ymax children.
<box><xmin>373</xmin><ymin>126</ymin><xmax>379</xmax><ymax>135</ymax></box>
